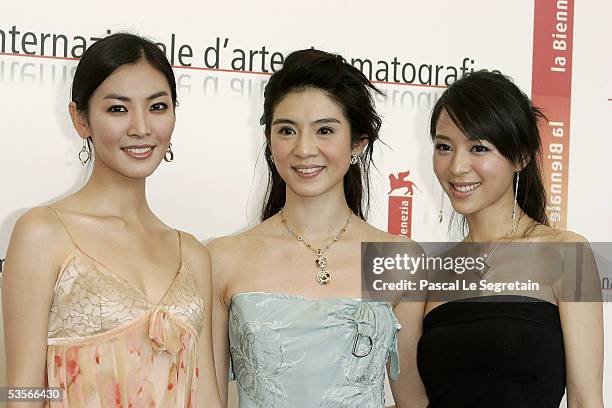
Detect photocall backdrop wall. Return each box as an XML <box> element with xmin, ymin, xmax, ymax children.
<box><xmin>0</xmin><ymin>1</ymin><xmax>610</xmax><ymax>406</ymax></box>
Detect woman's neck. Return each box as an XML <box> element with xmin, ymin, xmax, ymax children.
<box><xmin>465</xmin><ymin>190</ymin><xmax>519</xmax><ymax>241</ymax></box>
<box><xmin>77</xmin><ymin>160</ymin><xmax>152</xmax><ymax>223</ymax></box>
<box><xmin>281</xmin><ymin>188</ymin><xmax>353</xmax><ymax>240</ymax></box>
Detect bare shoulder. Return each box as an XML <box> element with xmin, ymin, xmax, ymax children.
<box><xmin>207</xmin><ymin>234</ymin><xmax>242</xmax><ymax>257</ymax></box>
<box><xmin>4</xmin><ymin>207</ymin><xmax>74</xmax><ymax>287</ymax></box>
<box><xmin>555</xmin><ymin>230</ymin><xmax>589</xmax><ymax>243</ymax></box>
<box><xmin>356</xmin><ymin>220</ymin><xmax>406</xmax><ymax>242</ymax></box>
<box><xmin>530</xmin><ymin>224</ymin><xmax>589</xmax><ymax>243</ymax></box>
<box><xmin>358</xmin><ymin>220</ymin><xmax>419</xmax><ymax>246</ymax></box>
<box><xmin>11</xmin><ymin>207</ymin><xmax>72</xmax><ymax>256</ymax></box>
<box><xmin>208</xmin><ymin>222</ymin><xmax>270</xmax><ymax>257</ymax></box>
<box><xmin>14</xmin><ymin>207</ymin><xmax>63</xmax><ymax>237</ymax></box>
<box><xmin>357</xmin><ymin>220</ymin><xmax>424</xmax><ymax>259</ymax></box>
<box><xmin>374</xmin><ymin>231</ymin><xmax>412</xmax><ymax>243</ymax></box>
<box><xmin>180</xmin><ymin>231</ymin><xmax>211</xmax><ymax>267</ymax></box>
<box><xmin>208</xmin><ymin>233</ymin><xmax>250</xmax><ymax>262</ymax></box>
<box><xmin>177</xmin><ymin>231</ymin><xmax>213</xmax><ymax>296</ymax></box>
<box><xmin>207</xmin><ymin>223</ymin><xmax>270</xmax><ymax>282</ymax></box>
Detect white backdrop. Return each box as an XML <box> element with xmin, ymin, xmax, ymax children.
<box><xmin>1</xmin><ymin>1</ymin><xmax>610</xmax><ymax>406</ymax></box>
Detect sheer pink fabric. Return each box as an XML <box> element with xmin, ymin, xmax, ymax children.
<box><xmin>45</xmin><ymin>245</ymin><xmax>205</xmax><ymax>407</ymax></box>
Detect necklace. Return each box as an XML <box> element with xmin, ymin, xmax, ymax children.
<box><xmin>467</xmin><ymin>213</ymin><xmax>526</xmax><ymax>279</ymax></box>
<box><xmin>467</xmin><ymin>233</ymin><xmax>503</xmax><ymax>279</ymax></box>
<box><xmin>279</xmin><ymin>207</ymin><xmax>353</xmax><ymax>285</ymax></box>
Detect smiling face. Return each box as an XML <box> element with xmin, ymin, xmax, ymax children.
<box><xmin>70</xmin><ymin>59</ymin><xmax>175</xmax><ymax>179</ymax></box>
<box><xmin>269</xmin><ymin>88</ymin><xmax>364</xmax><ymax>200</ymax></box>
<box><xmin>433</xmin><ymin>109</ymin><xmax>518</xmax><ymax>218</ymax></box>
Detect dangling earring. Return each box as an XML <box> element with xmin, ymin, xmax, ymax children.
<box><xmin>512</xmin><ymin>171</ymin><xmax>519</xmax><ymax>220</ymax></box>
<box><xmin>510</xmin><ymin>171</ymin><xmax>520</xmax><ymax>233</ymax></box>
<box><xmin>438</xmin><ymin>191</ymin><xmax>445</xmax><ymax>223</ymax></box>
<box><xmin>350</xmin><ymin>154</ymin><xmax>358</xmax><ymax>165</ymax></box>
<box><xmin>78</xmin><ymin>138</ymin><xmax>91</xmax><ymax>166</ymax></box>
<box><xmin>164</xmin><ymin>143</ymin><xmax>174</xmax><ymax>162</ymax></box>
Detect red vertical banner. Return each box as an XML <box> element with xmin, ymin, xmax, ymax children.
<box><xmin>386</xmin><ymin>170</ymin><xmax>419</xmax><ymax>238</ymax></box>
<box><xmin>388</xmin><ymin>196</ymin><xmax>413</xmax><ymax>237</ymax></box>
<box><xmin>531</xmin><ymin>0</ymin><xmax>574</xmax><ymax>229</ymax></box>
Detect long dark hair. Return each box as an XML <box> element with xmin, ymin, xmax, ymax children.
<box><xmin>430</xmin><ymin>70</ymin><xmax>548</xmax><ymax>229</ymax></box>
<box><xmin>260</xmin><ymin>49</ymin><xmax>383</xmax><ymax>221</ymax></box>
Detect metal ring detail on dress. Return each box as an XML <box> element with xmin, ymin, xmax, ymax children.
<box><xmin>352</xmin><ymin>332</ymin><xmax>373</xmax><ymax>358</ymax></box>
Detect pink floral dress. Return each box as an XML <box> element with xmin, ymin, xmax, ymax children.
<box><xmin>44</xmin><ymin>208</ymin><xmax>205</xmax><ymax>407</ymax></box>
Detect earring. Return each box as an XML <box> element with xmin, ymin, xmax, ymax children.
<box><xmin>437</xmin><ymin>191</ymin><xmax>445</xmax><ymax>223</ymax></box>
<box><xmin>511</xmin><ymin>170</ymin><xmax>519</xmax><ymax>224</ymax></box>
<box><xmin>512</xmin><ymin>171</ymin><xmax>519</xmax><ymax>219</ymax></box>
<box><xmin>350</xmin><ymin>154</ymin><xmax>358</xmax><ymax>165</ymax></box>
<box><xmin>164</xmin><ymin>143</ymin><xmax>174</xmax><ymax>162</ymax></box>
<box><xmin>78</xmin><ymin>139</ymin><xmax>91</xmax><ymax>166</ymax></box>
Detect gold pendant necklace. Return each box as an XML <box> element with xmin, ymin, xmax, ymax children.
<box><xmin>279</xmin><ymin>207</ymin><xmax>352</xmax><ymax>285</ymax></box>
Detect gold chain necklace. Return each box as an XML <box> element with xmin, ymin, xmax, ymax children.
<box><xmin>279</xmin><ymin>207</ymin><xmax>353</xmax><ymax>285</ymax></box>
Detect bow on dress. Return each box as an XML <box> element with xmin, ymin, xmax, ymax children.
<box><xmin>148</xmin><ymin>307</ymin><xmax>182</xmax><ymax>355</ymax></box>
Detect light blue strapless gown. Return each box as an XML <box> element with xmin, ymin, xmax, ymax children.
<box><xmin>229</xmin><ymin>292</ymin><xmax>401</xmax><ymax>408</ymax></box>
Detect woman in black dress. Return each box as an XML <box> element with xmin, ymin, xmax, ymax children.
<box><xmin>418</xmin><ymin>70</ymin><xmax>603</xmax><ymax>407</ymax></box>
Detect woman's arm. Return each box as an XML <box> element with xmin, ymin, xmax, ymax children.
<box><xmin>207</xmin><ymin>238</ymin><xmax>232</xmax><ymax>408</ymax></box>
<box><xmin>183</xmin><ymin>234</ymin><xmax>223</xmax><ymax>408</ymax></box>
<box><xmin>382</xmin><ymin>239</ymin><xmax>428</xmax><ymax>408</ymax></box>
<box><xmin>559</xmin><ymin>301</ymin><xmax>603</xmax><ymax>407</ymax></box>
<box><xmin>558</xmin><ymin>233</ymin><xmax>604</xmax><ymax>407</ymax></box>
<box><xmin>2</xmin><ymin>208</ymin><xmax>68</xmax><ymax>408</ymax></box>
<box><xmin>389</xmin><ymin>301</ymin><xmax>428</xmax><ymax>408</ymax></box>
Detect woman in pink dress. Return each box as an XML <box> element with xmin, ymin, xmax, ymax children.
<box><xmin>2</xmin><ymin>33</ymin><xmax>222</xmax><ymax>407</ymax></box>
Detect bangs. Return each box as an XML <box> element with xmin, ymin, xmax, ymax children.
<box><xmin>431</xmin><ymin>81</ymin><xmax>524</xmax><ymax>166</ymax></box>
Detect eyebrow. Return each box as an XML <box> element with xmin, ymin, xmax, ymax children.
<box><xmin>271</xmin><ymin>118</ymin><xmax>297</xmax><ymax>126</ymax></box>
<box><xmin>271</xmin><ymin>117</ymin><xmax>342</xmax><ymax>126</ymax></box>
<box><xmin>103</xmin><ymin>91</ymin><xmax>169</xmax><ymax>102</ymax></box>
<box><xmin>313</xmin><ymin>118</ymin><xmax>341</xmax><ymax>125</ymax></box>
<box><xmin>147</xmin><ymin>91</ymin><xmax>169</xmax><ymax>100</ymax></box>
<box><xmin>433</xmin><ymin>134</ymin><xmax>452</xmax><ymax>141</ymax></box>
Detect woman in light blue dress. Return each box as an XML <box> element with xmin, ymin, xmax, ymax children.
<box><xmin>209</xmin><ymin>49</ymin><xmax>427</xmax><ymax>407</ymax></box>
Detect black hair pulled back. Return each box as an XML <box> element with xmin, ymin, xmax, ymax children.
<box><xmin>261</xmin><ymin>49</ymin><xmax>383</xmax><ymax>221</ymax></box>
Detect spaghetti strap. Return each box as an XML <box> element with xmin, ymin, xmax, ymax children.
<box><xmin>175</xmin><ymin>230</ymin><xmax>183</xmax><ymax>264</ymax></box>
<box><xmin>44</xmin><ymin>206</ymin><xmax>78</xmax><ymax>248</ymax></box>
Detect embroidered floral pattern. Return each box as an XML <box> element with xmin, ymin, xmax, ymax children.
<box><xmin>230</xmin><ymin>308</ymin><xmax>305</xmax><ymax>407</ymax></box>
<box><xmin>229</xmin><ymin>293</ymin><xmax>400</xmax><ymax>408</ymax></box>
